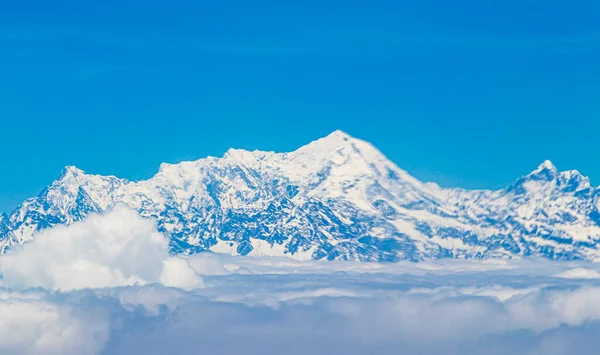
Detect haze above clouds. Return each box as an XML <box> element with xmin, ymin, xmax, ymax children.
<box><xmin>2</xmin><ymin>208</ymin><xmax>600</xmax><ymax>355</ymax></box>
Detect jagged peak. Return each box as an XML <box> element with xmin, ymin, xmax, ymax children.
<box><xmin>532</xmin><ymin>160</ymin><xmax>557</xmax><ymax>175</ymax></box>
<box><xmin>558</xmin><ymin>169</ymin><xmax>591</xmax><ymax>191</ymax></box>
<box><xmin>528</xmin><ymin>161</ymin><xmax>589</xmax><ymax>184</ymax></box>
<box><xmin>223</xmin><ymin>148</ymin><xmax>274</xmax><ymax>161</ymax></box>
<box><xmin>508</xmin><ymin>160</ymin><xmax>594</xmax><ymax>195</ymax></box>
<box><xmin>522</xmin><ymin>160</ymin><xmax>559</xmax><ymax>182</ymax></box>
<box><xmin>55</xmin><ymin>165</ymin><xmax>126</xmax><ymax>189</ymax></box>
<box><xmin>58</xmin><ymin>165</ymin><xmax>86</xmax><ymax>180</ymax></box>
<box><xmin>559</xmin><ymin>169</ymin><xmax>585</xmax><ymax>179</ymax></box>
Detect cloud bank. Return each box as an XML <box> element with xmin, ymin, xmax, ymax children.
<box><xmin>0</xmin><ymin>206</ymin><xmax>202</xmax><ymax>291</ymax></box>
<box><xmin>2</xmin><ymin>208</ymin><xmax>600</xmax><ymax>354</ymax></box>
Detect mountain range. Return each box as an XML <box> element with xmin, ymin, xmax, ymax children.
<box><xmin>1</xmin><ymin>130</ymin><xmax>599</xmax><ymax>262</ymax></box>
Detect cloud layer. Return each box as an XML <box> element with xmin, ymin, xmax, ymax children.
<box><xmin>2</xmin><ymin>208</ymin><xmax>600</xmax><ymax>354</ymax></box>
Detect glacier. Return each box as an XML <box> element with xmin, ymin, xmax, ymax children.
<box><xmin>1</xmin><ymin>130</ymin><xmax>600</xmax><ymax>262</ymax></box>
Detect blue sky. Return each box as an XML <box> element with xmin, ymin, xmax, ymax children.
<box><xmin>1</xmin><ymin>0</ymin><xmax>599</xmax><ymax>212</ymax></box>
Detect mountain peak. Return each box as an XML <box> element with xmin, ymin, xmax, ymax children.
<box><xmin>538</xmin><ymin>160</ymin><xmax>556</xmax><ymax>170</ymax></box>
<box><xmin>323</xmin><ymin>130</ymin><xmax>361</xmax><ymax>145</ymax></box>
<box><xmin>534</xmin><ymin>160</ymin><xmax>557</xmax><ymax>173</ymax></box>
<box><xmin>58</xmin><ymin>165</ymin><xmax>86</xmax><ymax>180</ymax></box>
<box><xmin>295</xmin><ymin>130</ymin><xmax>359</xmax><ymax>154</ymax></box>
<box><xmin>326</xmin><ymin>129</ymin><xmax>352</xmax><ymax>140</ymax></box>
<box><xmin>309</xmin><ymin>130</ymin><xmax>355</xmax><ymax>147</ymax></box>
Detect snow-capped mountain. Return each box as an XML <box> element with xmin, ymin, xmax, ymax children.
<box><xmin>2</xmin><ymin>130</ymin><xmax>600</xmax><ymax>261</ymax></box>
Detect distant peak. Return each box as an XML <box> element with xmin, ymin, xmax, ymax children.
<box><xmin>532</xmin><ymin>160</ymin><xmax>557</xmax><ymax>175</ymax></box>
<box><xmin>58</xmin><ymin>165</ymin><xmax>86</xmax><ymax>180</ymax></box>
<box><xmin>301</xmin><ymin>130</ymin><xmax>356</xmax><ymax>149</ymax></box>
<box><xmin>289</xmin><ymin>130</ymin><xmax>366</xmax><ymax>159</ymax></box>
<box><xmin>506</xmin><ymin>160</ymin><xmax>560</xmax><ymax>190</ymax></box>
<box><xmin>222</xmin><ymin>148</ymin><xmax>262</xmax><ymax>162</ymax></box>
<box><xmin>326</xmin><ymin>130</ymin><xmax>352</xmax><ymax>140</ymax></box>
<box><xmin>224</xmin><ymin>147</ymin><xmax>248</xmax><ymax>156</ymax></box>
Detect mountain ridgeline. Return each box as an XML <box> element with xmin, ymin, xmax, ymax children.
<box><xmin>1</xmin><ymin>131</ymin><xmax>600</xmax><ymax>262</ymax></box>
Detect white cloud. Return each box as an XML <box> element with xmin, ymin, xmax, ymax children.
<box><xmin>554</xmin><ymin>267</ymin><xmax>600</xmax><ymax>279</ymax></box>
<box><xmin>0</xmin><ymin>206</ymin><xmax>202</xmax><ymax>291</ymax></box>
<box><xmin>159</xmin><ymin>257</ymin><xmax>204</xmax><ymax>289</ymax></box>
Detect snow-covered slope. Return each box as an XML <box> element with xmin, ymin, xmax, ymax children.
<box><xmin>2</xmin><ymin>130</ymin><xmax>600</xmax><ymax>261</ymax></box>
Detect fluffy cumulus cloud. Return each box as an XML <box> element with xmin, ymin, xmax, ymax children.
<box><xmin>0</xmin><ymin>205</ymin><xmax>202</xmax><ymax>290</ymax></box>
<box><xmin>2</xmin><ymin>208</ymin><xmax>600</xmax><ymax>354</ymax></box>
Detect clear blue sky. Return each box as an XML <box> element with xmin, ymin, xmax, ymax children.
<box><xmin>1</xmin><ymin>0</ymin><xmax>599</xmax><ymax>212</ymax></box>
